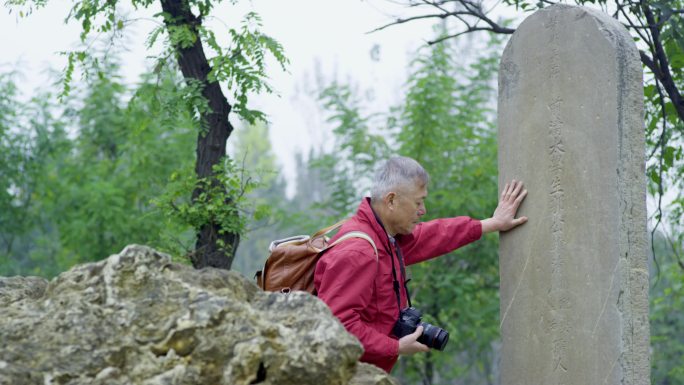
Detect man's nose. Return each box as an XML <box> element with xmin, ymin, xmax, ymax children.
<box><xmin>417</xmin><ymin>205</ymin><xmax>426</xmax><ymax>217</ymax></box>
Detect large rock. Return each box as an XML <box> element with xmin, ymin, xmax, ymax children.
<box><xmin>0</xmin><ymin>245</ymin><xmax>398</xmax><ymax>385</ymax></box>
<box><xmin>0</xmin><ymin>276</ymin><xmax>48</xmax><ymax>306</ymax></box>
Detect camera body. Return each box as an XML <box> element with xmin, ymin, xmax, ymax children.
<box><xmin>392</xmin><ymin>307</ymin><xmax>449</xmax><ymax>351</ymax></box>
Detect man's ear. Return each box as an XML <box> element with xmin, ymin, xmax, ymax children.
<box><xmin>385</xmin><ymin>192</ymin><xmax>397</xmax><ymax>210</ymax></box>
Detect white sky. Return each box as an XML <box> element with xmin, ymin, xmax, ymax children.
<box><xmin>1</xmin><ymin>0</ymin><xmax>441</xmax><ymax>195</ymax></box>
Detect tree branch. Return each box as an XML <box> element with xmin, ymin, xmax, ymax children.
<box><xmin>371</xmin><ymin>0</ymin><xmax>514</xmax><ymax>36</ymax></box>
<box><xmin>642</xmin><ymin>3</ymin><xmax>684</xmax><ymax>123</ymax></box>
<box><xmin>369</xmin><ymin>10</ymin><xmax>476</xmax><ymax>33</ymax></box>
<box><xmin>428</xmin><ymin>26</ymin><xmax>510</xmax><ymax>44</ymax></box>
<box><xmin>650</xmin><ymin>76</ymin><xmax>668</xmax><ymax>280</ymax></box>
<box><xmin>615</xmin><ymin>1</ymin><xmax>651</xmax><ymax>44</ymax></box>
<box><xmin>640</xmin><ymin>50</ymin><xmax>659</xmax><ymax>77</ymax></box>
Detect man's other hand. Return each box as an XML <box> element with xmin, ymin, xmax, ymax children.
<box><xmin>398</xmin><ymin>325</ymin><xmax>429</xmax><ymax>355</ymax></box>
<box><xmin>481</xmin><ymin>179</ymin><xmax>528</xmax><ymax>233</ymax></box>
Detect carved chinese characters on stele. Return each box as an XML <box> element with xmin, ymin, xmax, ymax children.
<box><xmin>498</xmin><ymin>5</ymin><xmax>649</xmax><ymax>385</ymax></box>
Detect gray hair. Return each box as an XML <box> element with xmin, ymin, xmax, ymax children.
<box><xmin>370</xmin><ymin>156</ymin><xmax>429</xmax><ymax>201</ymax></box>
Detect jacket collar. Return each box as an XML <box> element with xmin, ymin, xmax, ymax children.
<box><xmin>356</xmin><ymin>197</ymin><xmax>392</xmax><ymax>246</ymax></box>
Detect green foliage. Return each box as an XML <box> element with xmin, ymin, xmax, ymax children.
<box><xmin>280</xmin><ymin>149</ymin><xmax>342</xmax><ymax>235</ymax></box>
<box><xmin>232</xmin><ymin>121</ymin><xmax>279</xmax><ymax>186</ymax></box>
<box><xmin>320</xmin><ymin>83</ymin><xmax>391</xmax><ymax>169</ymax></box>
<box><xmin>650</xmin><ymin>231</ymin><xmax>684</xmax><ymax>385</ymax></box>
<box><xmin>0</xmin><ymin>59</ymin><xmax>199</xmax><ymax>277</ymax></box>
<box><xmin>6</xmin><ymin>0</ymin><xmax>290</xmax><ymax>269</ymax></box>
<box><xmin>229</xmin><ymin>121</ymin><xmax>288</xmax><ymax>276</ymax></box>
<box><xmin>0</xmin><ymin>72</ymin><xmax>74</xmax><ymax>276</ymax></box>
<box><xmin>0</xmin><ymin>73</ymin><xmax>26</xmax><ymax>241</ymax></box>
<box><xmin>203</xmin><ymin>11</ymin><xmax>289</xmax><ymax>123</ymax></box>
<box><xmin>0</xmin><ymin>73</ymin><xmax>70</xmax><ymax>275</ymax></box>
<box><xmin>153</xmin><ymin>157</ymin><xmax>260</xmax><ymax>257</ymax></box>
<box><xmin>0</xmin><ymin>53</ymin><xmax>282</xmax><ymax>276</ymax></box>
<box><xmin>631</xmin><ymin>0</ymin><xmax>684</xmax><ymax>235</ymax></box>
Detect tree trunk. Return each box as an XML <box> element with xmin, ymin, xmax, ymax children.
<box><xmin>160</xmin><ymin>0</ymin><xmax>239</xmax><ymax>269</ymax></box>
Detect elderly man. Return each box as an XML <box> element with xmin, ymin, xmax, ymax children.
<box><xmin>314</xmin><ymin>156</ymin><xmax>527</xmax><ymax>373</ymax></box>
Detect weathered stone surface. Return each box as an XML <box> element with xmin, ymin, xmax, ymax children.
<box><xmin>498</xmin><ymin>4</ymin><xmax>649</xmax><ymax>385</ymax></box>
<box><xmin>0</xmin><ymin>276</ymin><xmax>48</xmax><ymax>306</ymax></box>
<box><xmin>0</xmin><ymin>245</ymin><xmax>397</xmax><ymax>385</ymax></box>
<box><xmin>350</xmin><ymin>363</ymin><xmax>400</xmax><ymax>385</ymax></box>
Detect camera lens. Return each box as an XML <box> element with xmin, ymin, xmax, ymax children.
<box><xmin>418</xmin><ymin>322</ymin><xmax>449</xmax><ymax>351</ymax></box>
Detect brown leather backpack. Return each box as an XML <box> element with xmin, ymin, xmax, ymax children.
<box><xmin>255</xmin><ymin>220</ymin><xmax>378</xmax><ymax>294</ymax></box>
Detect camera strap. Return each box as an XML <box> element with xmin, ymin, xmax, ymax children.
<box><xmin>387</xmin><ymin>240</ymin><xmax>403</xmax><ymax>314</ymax></box>
<box><xmin>371</xmin><ymin>207</ymin><xmax>412</xmax><ymax>312</ymax></box>
<box><xmin>389</xmin><ymin>236</ymin><xmax>412</xmax><ymax>309</ymax></box>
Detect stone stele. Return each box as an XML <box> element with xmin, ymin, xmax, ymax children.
<box><xmin>0</xmin><ymin>245</ymin><xmax>398</xmax><ymax>385</ymax></box>
<box><xmin>498</xmin><ymin>4</ymin><xmax>649</xmax><ymax>385</ymax></box>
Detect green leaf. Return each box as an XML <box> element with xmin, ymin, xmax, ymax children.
<box><xmin>664</xmin><ymin>146</ymin><xmax>676</xmax><ymax>168</ymax></box>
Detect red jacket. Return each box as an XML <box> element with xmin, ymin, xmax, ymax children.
<box><xmin>314</xmin><ymin>198</ymin><xmax>482</xmax><ymax>372</ymax></box>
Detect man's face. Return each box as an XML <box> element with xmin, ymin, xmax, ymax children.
<box><xmin>388</xmin><ymin>182</ymin><xmax>428</xmax><ymax>235</ymax></box>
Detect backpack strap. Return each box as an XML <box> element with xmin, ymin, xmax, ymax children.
<box><xmin>327</xmin><ymin>231</ymin><xmax>378</xmax><ymax>261</ymax></box>
<box><xmin>306</xmin><ymin>218</ymin><xmax>348</xmax><ymax>252</ymax></box>
<box><xmin>272</xmin><ymin>218</ymin><xmax>378</xmax><ymax>259</ymax></box>
<box><xmin>268</xmin><ymin>219</ymin><xmax>348</xmax><ymax>253</ymax></box>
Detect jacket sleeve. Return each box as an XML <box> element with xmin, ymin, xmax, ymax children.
<box><xmin>315</xmin><ymin>248</ymin><xmax>399</xmax><ymax>363</ymax></box>
<box><xmin>398</xmin><ymin>216</ymin><xmax>482</xmax><ymax>265</ymax></box>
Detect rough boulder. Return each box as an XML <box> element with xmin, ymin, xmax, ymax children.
<box><xmin>0</xmin><ymin>245</ymin><xmax>398</xmax><ymax>385</ymax></box>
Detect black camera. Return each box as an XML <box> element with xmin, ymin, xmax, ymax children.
<box><xmin>392</xmin><ymin>307</ymin><xmax>449</xmax><ymax>351</ymax></box>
